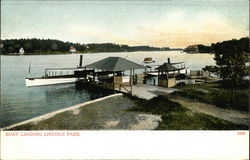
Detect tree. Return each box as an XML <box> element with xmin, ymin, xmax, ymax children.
<box><xmin>212</xmin><ymin>37</ymin><xmax>249</xmax><ymax>86</ymax></box>
<box><xmin>51</xmin><ymin>42</ymin><xmax>58</xmax><ymax>51</ymax></box>
<box><xmin>23</xmin><ymin>41</ymin><xmax>33</xmax><ymax>52</ymax></box>
<box><xmin>203</xmin><ymin>37</ymin><xmax>249</xmax><ymax>107</ymax></box>
<box><xmin>197</xmin><ymin>44</ymin><xmax>211</xmax><ymax>53</ymax></box>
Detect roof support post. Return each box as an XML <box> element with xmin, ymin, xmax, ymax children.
<box><xmin>166</xmin><ymin>71</ymin><xmax>169</xmax><ymax>88</ymax></box>
<box><xmin>130</xmin><ymin>69</ymin><xmax>133</xmax><ymax>94</ymax></box>
<box><xmin>158</xmin><ymin>70</ymin><xmax>160</xmax><ymax>86</ymax></box>
<box><xmin>113</xmin><ymin>72</ymin><xmax>115</xmax><ymax>90</ymax></box>
<box><xmin>133</xmin><ymin>69</ymin><xmax>135</xmax><ymax>85</ymax></box>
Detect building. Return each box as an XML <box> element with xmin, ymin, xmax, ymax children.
<box><xmin>69</xmin><ymin>46</ymin><xmax>76</xmax><ymax>53</ymax></box>
<box><xmin>190</xmin><ymin>70</ymin><xmax>210</xmax><ymax>78</ymax></box>
<box><xmin>19</xmin><ymin>47</ymin><xmax>25</xmax><ymax>55</ymax></box>
<box><xmin>184</xmin><ymin>45</ymin><xmax>199</xmax><ymax>53</ymax></box>
<box><xmin>155</xmin><ymin>58</ymin><xmax>186</xmax><ymax>88</ymax></box>
<box><xmin>84</xmin><ymin>57</ymin><xmax>145</xmax><ymax>93</ymax></box>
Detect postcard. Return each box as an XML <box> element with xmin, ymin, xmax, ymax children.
<box><xmin>0</xmin><ymin>0</ymin><xmax>249</xmax><ymax>159</ymax></box>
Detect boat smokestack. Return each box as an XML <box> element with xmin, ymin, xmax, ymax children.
<box><xmin>79</xmin><ymin>55</ymin><xmax>83</xmax><ymax>67</ymax></box>
<box><xmin>167</xmin><ymin>58</ymin><xmax>170</xmax><ymax>64</ymax></box>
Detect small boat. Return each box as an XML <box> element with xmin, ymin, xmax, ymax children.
<box><xmin>143</xmin><ymin>57</ymin><xmax>155</xmax><ymax>64</ymax></box>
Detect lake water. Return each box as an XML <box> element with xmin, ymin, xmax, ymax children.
<box><xmin>0</xmin><ymin>51</ymin><xmax>215</xmax><ymax>128</ymax></box>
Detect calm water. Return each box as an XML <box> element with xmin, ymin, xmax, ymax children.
<box><xmin>0</xmin><ymin>51</ymin><xmax>215</xmax><ymax>128</ymax></box>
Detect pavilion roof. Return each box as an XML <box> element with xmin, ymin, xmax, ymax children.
<box><xmin>156</xmin><ymin>63</ymin><xmax>179</xmax><ymax>71</ymax></box>
<box><xmin>84</xmin><ymin>57</ymin><xmax>145</xmax><ymax>72</ymax></box>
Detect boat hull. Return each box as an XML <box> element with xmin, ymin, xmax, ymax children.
<box><xmin>25</xmin><ymin>77</ymin><xmax>80</xmax><ymax>87</ymax></box>
<box><xmin>143</xmin><ymin>61</ymin><xmax>153</xmax><ymax>64</ymax></box>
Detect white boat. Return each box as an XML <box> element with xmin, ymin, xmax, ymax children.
<box><xmin>25</xmin><ymin>76</ymin><xmax>80</xmax><ymax>87</ymax></box>
<box><xmin>25</xmin><ymin>67</ymin><xmax>90</xmax><ymax>87</ymax></box>
<box><xmin>25</xmin><ymin>55</ymin><xmax>95</xmax><ymax>87</ymax></box>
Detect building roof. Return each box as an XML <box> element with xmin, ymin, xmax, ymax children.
<box><xmin>156</xmin><ymin>63</ymin><xmax>179</xmax><ymax>71</ymax></box>
<box><xmin>84</xmin><ymin>57</ymin><xmax>145</xmax><ymax>72</ymax></box>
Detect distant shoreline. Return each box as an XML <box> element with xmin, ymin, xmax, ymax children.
<box><xmin>0</xmin><ymin>38</ymin><xmax>183</xmax><ymax>55</ymax></box>
<box><xmin>0</xmin><ymin>50</ymin><xmax>216</xmax><ymax>56</ymax></box>
<box><xmin>1</xmin><ymin>50</ymin><xmax>183</xmax><ymax>56</ymax></box>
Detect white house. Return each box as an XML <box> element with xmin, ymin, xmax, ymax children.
<box><xmin>69</xmin><ymin>46</ymin><xmax>76</xmax><ymax>53</ymax></box>
<box><xmin>19</xmin><ymin>47</ymin><xmax>25</xmax><ymax>55</ymax></box>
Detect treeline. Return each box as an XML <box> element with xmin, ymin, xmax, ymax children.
<box><xmin>211</xmin><ymin>37</ymin><xmax>249</xmax><ymax>54</ymax></box>
<box><xmin>128</xmin><ymin>46</ymin><xmax>163</xmax><ymax>52</ymax></box>
<box><xmin>192</xmin><ymin>37</ymin><xmax>249</xmax><ymax>53</ymax></box>
<box><xmin>85</xmin><ymin>43</ymin><xmax>165</xmax><ymax>52</ymax></box>
<box><xmin>0</xmin><ymin>39</ymin><xmax>85</xmax><ymax>54</ymax></box>
<box><xmin>0</xmin><ymin>38</ymin><xmax>176</xmax><ymax>55</ymax></box>
<box><xmin>197</xmin><ymin>44</ymin><xmax>212</xmax><ymax>53</ymax></box>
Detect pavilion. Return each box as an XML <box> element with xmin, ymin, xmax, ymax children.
<box><xmin>156</xmin><ymin>58</ymin><xmax>185</xmax><ymax>88</ymax></box>
<box><xmin>84</xmin><ymin>57</ymin><xmax>145</xmax><ymax>93</ymax></box>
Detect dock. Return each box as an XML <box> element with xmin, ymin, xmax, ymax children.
<box><xmin>115</xmin><ymin>84</ymin><xmax>178</xmax><ymax>100</ymax></box>
<box><xmin>76</xmin><ymin>56</ymin><xmax>187</xmax><ymax>99</ymax></box>
<box><xmin>74</xmin><ymin>56</ymin><xmax>213</xmax><ymax>100</ymax></box>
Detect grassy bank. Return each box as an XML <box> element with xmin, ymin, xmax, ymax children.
<box><xmin>127</xmin><ymin>95</ymin><xmax>248</xmax><ymax>130</ymax></box>
<box><xmin>7</xmin><ymin>95</ymin><xmax>141</xmax><ymax>130</ymax></box>
<box><xmin>172</xmin><ymin>81</ymin><xmax>249</xmax><ymax>112</ymax></box>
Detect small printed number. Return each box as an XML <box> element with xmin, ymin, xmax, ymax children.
<box><xmin>237</xmin><ymin>132</ymin><xmax>246</xmax><ymax>135</ymax></box>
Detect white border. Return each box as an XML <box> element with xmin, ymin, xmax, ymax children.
<box><xmin>1</xmin><ymin>131</ymin><xmax>249</xmax><ymax>160</ymax></box>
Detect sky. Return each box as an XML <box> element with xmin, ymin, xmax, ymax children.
<box><xmin>1</xmin><ymin>0</ymin><xmax>249</xmax><ymax>48</ymax></box>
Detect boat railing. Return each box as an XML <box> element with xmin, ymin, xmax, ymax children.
<box><xmin>171</xmin><ymin>62</ymin><xmax>185</xmax><ymax>70</ymax></box>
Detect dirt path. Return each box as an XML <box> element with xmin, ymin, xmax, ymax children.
<box><xmin>169</xmin><ymin>96</ymin><xmax>249</xmax><ymax>125</ymax></box>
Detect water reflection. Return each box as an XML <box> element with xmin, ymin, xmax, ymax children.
<box><xmin>44</xmin><ymin>83</ymin><xmax>114</xmax><ymax>103</ymax></box>
<box><xmin>75</xmin><ymin>82</ymin><xmax>115</xmax><ymax>100</ymax></box>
